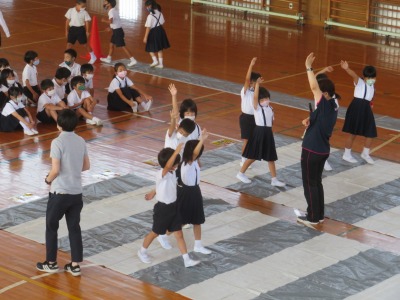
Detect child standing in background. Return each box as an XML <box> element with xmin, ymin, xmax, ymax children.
<box><xmin>65</xmin><ymin>0</ymin><xmax>96</xmax><ymax>64</ymax></box>
<box><xmin>100</xmin><ymin>0</ymin><xmax>137</xmax><ymax>67</ymax></box>
<box><xmin>143</xmin><ymin>0</ymin><xmax>170</xmax><ymax>69</ymax></box>
<box><xmin>22</xmin><ymin>50</ymin><xmax>40</xmax><ymax>106</ymax></box>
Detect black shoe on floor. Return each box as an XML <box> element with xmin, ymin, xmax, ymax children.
<box><xmin>36</xmin><ymin>261</ymin><xmax>59</xmax><ymax>273</ymax></box>
<box><xmin>64</xmin><ymin>263</ymin><xmax>81</xmax><ymax>276</ymax></box>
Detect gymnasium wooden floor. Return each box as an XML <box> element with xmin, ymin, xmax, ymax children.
<box><xmin>0</xmin><ymin>0</ymin><xmax>399</xmax><ymax>299</ymax></box>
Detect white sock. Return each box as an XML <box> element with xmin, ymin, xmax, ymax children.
<box><xmin>20</xmin><ymin>121</ymin><xmax>30</xmax><ymax>131</ymax></box>
<box><xmin>130</xmin><ymin>57</ymin><xmax>136</xmax><ymax>61</ymax></box>
<box><xmin>158</xmin><ymin>58</ymin><xmax>163</xmax><ymax>65</ymax></box>
<box><xmin>362</xmin><ymin>147</ymin><xmax>370</xmax><ymax>155</ymax></box>
<box><xmin>140</xmin><ymin>246</ymin><xmax>147</xmax><ymax>254</ymax></box>
<box><xmin>107</xmin><ymin>55</ymin><xmax>112</xmax><ymax>60</ymax></box>
<box><xmin>241</xmin><ymin>157</ymin><xmax>246</xmax><ymax>163</ymax></box>
<box><xmin>271</xmin><ymin>177</ymin><xmax>277</xmax><ymax>182</ymax></box>
<box><xmin>194</xmin><ymin>240</ymin><xmax>202</xmax><ymax>248</ymax></box>
<box><xmin>90</xmin><ymin>51</ymin><xmax>95</xmax><ymax>58</ymax></box>
<box><xmin>344</xmin><ymin>148</ymin><xmax>352</xmax><ymax>156</ymax></box>
<box><xmin>152</xmin><ymin>56</ymin><xmax>158</xmax><ymax>63</ymax></box>
<box><xmin>182</xmin><ymin>253</ymin><xmax>189</xmax><ymax>261</ymax></box>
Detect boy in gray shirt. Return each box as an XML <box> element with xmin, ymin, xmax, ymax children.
<box><xmin>36</xmin><ymin>109</ymin><xmax>90</xmax><ymax>276</ymax></box>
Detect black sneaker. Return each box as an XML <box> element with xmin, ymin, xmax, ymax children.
<box><xmin>64</xmin><ymin>263</ymin><xmax>81</xmax><ymax>276</ymax></box>
<box><xmin>297</xmin><ymin>216</ymin><xmax>319</xmax><ymax>226</ymax></box>
<box><xmin>36</xmin><ymin>261</ymin><xmax>59</xmax><ymax>273</ymax></box>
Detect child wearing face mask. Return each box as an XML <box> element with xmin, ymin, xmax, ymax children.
<box><xmin>0</xmin><ymin>69</ymin><xmax>25</xmax><ymax>108</ymax></box>
<box><xmin>53</xmin><ymin>67</ymin><xmax>71</xmax><ymax>105</ymax></box>
<box><xmin>36</xmin><ymin>79</ymin><xmax>68</xmax><ymax>124</ymax></box>
<box><xmin>0</xmin><ymin>86</ymin><xmax>38</xmax><ymax>135</ymax></box>
<box><xmin>80</xmin><ymin>63</ymin><xmax>94</xmax><ymax>97</ymax></box>
<box><xmin>341</xmin><ymin>61</ymin><xmax>377</xmax><ymax>165</ymax></box>
<box><xmin>143</xmin><ymin>0</ymin><xmax>170</xmax><ymax>69</ymax></box>
<box><xmin>22</xmin><ymin>50</ymin><xmax>41</xmax><ymax>106</ymax></box>
<box><xmin>0</xmin><ymin>58</ymin><xmax>20</xmax><ymax>83</ymax></box>
<box><xmin>60</xmin><ymin>49</ymin><xmax>81</xmax><ymax>95</ymax></box>
<box><xmin>236</xmin><ymin>77</ymin><xmax>285</xmax><ymax>187</ymax></box>
<box><xmin>107</xmin><ymin>62</ymin><xmax>152</xmax><ymax>112</ymax></box>
<box><xmin>65</xmin><ymin>0</ymin><xmax>96</xmax><ymax>64</ymax></box>
<box><xmin>67</xmin><ymin>75</ymin><xmax>102</xmax><ymax>126</ymax></box>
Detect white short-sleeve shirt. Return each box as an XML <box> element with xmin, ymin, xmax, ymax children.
<box><xmin>37</xmin><ymin>93</ymin><xmax>62</xmax><ymax>113</ymax></box>
<box><xmin>65</xmin><ymin>8</ymin><xmax>91</xmax><ymax>27</ymax></box>
<box><xmin>67</xmin><ymin>90</ymin><xmax>91</xmax><ymax>107</ymax></box>
<box><xmin>354</xmin><ymin>78</ymin><xmax>374</xmax><ymax>101</ymax></box>
<box><xmin>240</xmin><ymin>87</ymin><xmax>255</xmax><ymax>115</ymax></box>
<box><xmin>0</xmin><ymin>84</ymin><xmax>8</xmax><ymax>93</ymax></box>
<box><xmin>178</xmin><ymin>118</ymin><xmax>201</xmax><ymax>141</ymax></box>
<box><xmin>254</xmin><ymin>105</ymin><xmax>273</xmax><ymax>127</ymax></box>
<box><xmin>84</xmin><ymin>77</ymin><xmax>93</xmax><ymax>89</ymax></box>
<box><xmin>164</xmin><ymin>130</ymin><xmax>188</xmax><ymax>151</ymax></box>
<box><xmin>180</xmin><ymin>160</ymin><xmax>200</xmax><ymax>186</ymax></box>
<box><xmin>2</xmin><ymin>100</ymin><xmax>25</xmax><ymax>117</ymax></box>
<box><xmin>108</xmin><ymin>77</ymin><xmax>133</xmax><ymax>93</ymax></box>
<box><xmin>22</xmin><ymin>64</ymin><xmax>38</xmax><ymax>87</ymax></box>
<box><xmin>145</xmin><ymin>10</ymin><xmax>165</xmax><ymax>28</ymax></box>
<box><xmin>108</xmin><ymin>8</ymin><xmax>122</xmax><ymax>29</ymax></box>
<box><xmin>52</xmin><ymin>79</ymin><xmax>66</xmax><ymax>100</ymax></box>
<box><xmin>59</xmin><ymin>62</ymin><xmax>81</xmax><ymax>81</ymax></box>
<box><xmin>155</xmin><ymin>169</ymin><xmax>177</xmax><ymax>204</ymax></box>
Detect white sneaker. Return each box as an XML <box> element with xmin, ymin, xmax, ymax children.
<box><xmin>182</xmin><ymin>224</ymin><xmax>192</xmax><ymax>229</ymax></box>
<box><xmin>194</xmin><ymin>246</ymin><xmax>212</xmax><ymax>255</ymax></box>
<box><xmin>132</xmin><ymin>102</ymin><xmax>138</xmax><ymax>113</ymax></box>
<box><xmin>361</xmin><ymin>153</ymin><xmax>374</xmax><ymax>165</ymax></box>
<box><xmin>149</xmin><ymin>61</ymin><xmax>158</xmax><ymax>67</ymax></box>
<box><xmin>342</xmin><ymin>154</ymin><xmax>357</xmax><ymax>163</ymax></box>
<box><xmin>100</xmin><ymin>57</ymin><xmax>111</xmax><ymax>64</ymax></box>
<box><xmin>271</xmin><ymin>179</ymin><xmax>286</xmax><ymax>187</ymax></box>
<box><xmin>184</xmin><ymin>258</ymin><xmax>200</xmax><ymax>268</ymax></box>
<box><xmin>137</xmin><ymin>250</ymin><xmax>151</xmax><ymax>264</ymax></box>
<box><xmin>324</xmin><ymin>160</ymin><xmax>333</xmax><ymax>171</ymax></box>
<box><xmin>31</xmin><ymin>129</ymin><xmax>39</xmax><ymax>135</ymax></box>
<box><xmin>157</xmin><ymin>236</ymin><xmax>172</xmax><ymax>250</ymax></box>
<box><xmin>127</xmin><ymin>59</ymin><xmax>137</xmax><ymax>67</ymax></box>
<box><xmin>155</xmin><ymin>64</ymin><xmax>164</xmax><ymax>69</ymax></box>
<box><xmin>86</xmin><ymin>118</ymin><xmax>97</xmax><ymax>125</ymax></box>
<box><xmin>236</xmin><ymin>172</ymin><xmax>251</xmax><ymax>184</ymax></box>
<box><xmin>92</xmin><ymin>117</ymin><xmax>103</xmax><ymax>126</ymax></box>
<box><xmin>141</xmin><ymin>100</ymin><xmax>153</xmax><ymax>112</ymax></box>
<box><xmin>24</xmin><ymin>129</ymin><xmax>35</xmax><ymax>136</ymax></box>
<box><xmin>88</xmin><ymin>54</ymin><xmax>97</xmax><ymax>64</ymax></box>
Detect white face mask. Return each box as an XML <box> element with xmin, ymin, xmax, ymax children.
<box><xmin>176</xmin><ymin>132</ymin><xmax>184</xmax><ymax>140</ymax></box>
<box><xmin>260</xmin><ymin>100</ymin><xmax>270</xmax><ymax>107</ymax></box>
<box><xmin>117</xmin><ymin>71</ymin><xmax>127</xmax><ymax>78</ymax></box>
<box><xmin>85</xmin><ymin>74</ymin><xmax>94</xmax><ymax>80</ymax></box>
<box><xmin>7</xmin><ymin>79</ymin><xmax>15</xmax><ymax>85</ymax></box>
<box><xmin>47</xmin><ymin>89</ymin><xmax>56</xmax><ymax>96</ymax></box>
<box><xmin>17</xmin><ymin>96</ymin><xmax>23</xmax><ymax>102</ymax></box>
<box><xmin>366</xmin><ymin>79</ymin><xmax>376</xmax><ymax>86</ymax></box>
<box><xmin>184</xmin><ymin>115</ymin><xmax>196</xmax><ymax>121</ymax></box>
<box><xmin>33</xmin><ymin>59</ymin><xmax>40</xmax><ymax>66</ymax></box>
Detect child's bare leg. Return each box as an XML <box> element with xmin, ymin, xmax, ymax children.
<box><xmin>240</xmin><ymin>159</ymin><xmax>255</xmax><ymax>173</ymax></box>
<box><xmin>173</xmin><ymin>230</ymin><xmax>188</xmax><ymax>255</ymax></box>
<box><xmin>193</xmin><ymin>224</ymin><xmax>201</xmax><ymax>240</ymax></box>
<box><xmin>77</xmin><ymin>107</ymin><xmax>92</xmax><ymax>119</ymax></box>
<box><xmin>122</xmin><ymin>46</ymin><xmax>133</xmax><ymax>58</ymax></box>
<box><xmin>142</xmin><ymin>231</ymin><xmax>158</xmax><ymax>249</ymax></box>
<box><xmin>108</xmin><ymin>43</ymin><xmax>115</xmax><ymax>57</ymax></box>
<box><xmin>48</xmin><ymin>110</ymin><xmax>58</xmax><ymax>122</ymax></box>
<box><xmin>66</xmin><ymin>42</ymin><xmax>73</xmax><ymax>50</ymax></box>
<box><xmin>83</xmin><ymin>98</ymin><xmax>96</xmax><ymax>113</ymax></box>
<box><xmin>268</xmin><ymin>161</ymin><xmax>277</xmax><ymax>178</ymax></box>
<box><xmin>85</xmin><ymin>43</ymin><xmax>93</xmax><ymax>53</ymax></box>
<box><xmin>365</xmin><ymin>137</ymin><xmax>373</xmax><ymax>148</ymax></box>
<box><xmin>157</xmin><ymin>51</ymin><xmax>163</xmax><ymax>59</ymax></box>
<box><xmin>345</xmin><ymin>134</ymin><xmax>357</xmax><ymax>149</ymax></box>
<box><xmin>241</xmin><ymin>139</ymin><xmax>248</xmax><ymax>154</ymax></box>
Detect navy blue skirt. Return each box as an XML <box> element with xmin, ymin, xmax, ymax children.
<box><xmin>342</xmin><ymin>97</ymin><xmax>377</xmax><ymax>138</ymax></box>
<box><xmin>145</xmin><ymin>26</ymin><xmax>170</xmax><ymax>53</ymax></box>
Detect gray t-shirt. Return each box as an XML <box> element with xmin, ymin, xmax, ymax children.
<box><xmin>50</xmin><ymin>131</ymin><xmax>88</xmax><ymax>194</ymax></box>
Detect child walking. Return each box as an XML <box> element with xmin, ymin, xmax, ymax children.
<box><xmin>138</xmin><ymin>145</ymin><xmax>200</xmax><ymax>268</ymax></box>
<box><xmin>178</xmin><ymin>130</ymin><xmax>211</xmax><ymax>255</ymax></box>
<box><xmin>100</xmin><ymin>0</ymin><xmax>137</xmax><ymax>67</ymax></box>
<box><xmin>22</xmin><ymin>50</ymin><xmax>40</xmax><ymax>106</ymax></box>
<box><xmin>341</xmin><ymin>61</ymin><xmax>377</xmax><ymax>165</ymax></box>
<box><xmin>36</xmin><ymin>109</ymin><xmax>90</xmax><ymax>276</ymax></box>
<box><xmin>143</xmin><ymin>0</ymin><xmax>170</xmax><ymax>69</ymax></box>
<box><xmin>236</xmin><ymin>77</ymin><xmax>285</xmax><ymax>187</ymax></box>
<box><xmin>65</xmin><ymin>0</ymin><xmax>96</xmax><ymax>64</ymax></box>
<box><xmin>239</xmin><ymin>57</ymin><xmax>261</xmax><ymax>167</ymax></box>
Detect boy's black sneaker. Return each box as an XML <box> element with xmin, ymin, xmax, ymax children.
<box><xmin>64</xmin><ymin>263</ymin><xmax>81</xmax><ymax>276</ymax></box>
<box><xmin>297</xmin><ymin>216</ymin><xmax>319</xmax><ymax>226</ymax></box>
<box><xmin>36</xmin><ymin>261</ymin><xmax>59</xmax><ymax>273</ymax></box>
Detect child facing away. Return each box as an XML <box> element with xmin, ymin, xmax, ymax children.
<box><xmin>0</xmin><ymin>86</ymin><xmax>38</xmax><ymax>135</ymax></box>
<box><xmin>67</xmin><ymin>75</ymin><xmax>102</xmax><ymax>125</ymax></box>
<box><xmin>138</xmin><ymin>145</ymin><xmax>200</xmax><ymax>268</ymax></box>
<box><xmin>143</xmin><ymin>0</ymin><xmax>170</xmax><ymax>69</ymax></box>
<box><xmin>236</xmin><ymin>78</ymin><xmax>285</xmax><ymax>187</ymax></box>
<box><xmin>341</xmin><ymin>61</ymin><xmax>377</xmax><ymax>165</ymax></box>
<box><xmin>22</xmin><ymin>50</ymin><xmax>40</xmax><ymax>106</ymax></box>
<box><xmin>53</xmin><ymin>67</ymin><xmax>71</xmax><ymax>104</ymax></box>
<box><xmin>80</xmin><ymin>63</ymin><xmax>94</xmax><ymax>97</ymax></box>
<box><xmin>36</xmin><ymin>79</ymin><xmax>68</xmax><ymax>124</ymax></box>
<box><xmin>100</xmin><ymin>0</ymin><xmax>137</xmax><ymax>67</ymax></box>
<box><xmin>177</xmin><ymin>131</ymin><xmax>212</xmax><ymax>255</ymax></box>
<box><xmin>239</xmin><ymin>57</ymin><xmax>261</xmax><ymax>167</ymax></box>
<box><xmin>65</xmin><ymin>0</ymin><xmax>96</xmax><ymax>64</ymax></box>
<box><xmin>60</xmin><ymin>48</ymin><xmax>81</xmax><ymax>95</ymax></box>
<box><xmin>107</xmin><ymin>62</ymin><xmax>153</xmax><ymax>112</ymax></box>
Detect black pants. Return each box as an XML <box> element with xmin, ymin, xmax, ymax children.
<box><xmin>301</xmin><ymin>148</ymin><xmax>329</xmax><ymax>222</ymax></box>
<box><xmin>46</xmin><ymin>192</ymin><xmax>83</xmax><ymax>262</ymax></box>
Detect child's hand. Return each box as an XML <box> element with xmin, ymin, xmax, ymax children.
<box><xmin>101</xmin><ymin>17</ymin><xmax>108</xmax><ymax>23</ymax></box>
<box><xmin>145</xmin><ymin>190</ymin><xmax>156</xmax><ymax>201</ymax></box>
<box><xmin>168</xmin><ymin>84</ymin><xmax>177</xmax><ymax>96</ymax></box>
<box><xmin>105</xmin><ymin>27</ymin><xmax>111</xmax><ymax>32</ymax></box>
<box><xmin>340</xmin><ymin>60</ymin><xmax>349</xmax><ymax>70</ymax></box>
<box><xmin>305</xmin><ymin>53</ymin><xmax>315</xmax><ymax>68</ymax></box>
<box><xmin>302</xmin><ymin>117</ymin><xmax>310</xmax><ymax>127</ymax></box>
<box><xmin>250</xmin><ymin>57</ymin><xmax>257</xmax><ymax>66</ymax></box>
<box><xmin>143</xmin><ymin>38</ymin><xmax>147</xmax><ymax>44</ymax></box>
<box><xmin>256</xmin><ymin>77</ymin><xmax>264</xmax><ymax>84</ymax></box>
<box><xmin>201</xmin><ymin>128</ymin><xmax>209</xmax><ymax>140</ymax></box>
<box><xmin>176</xmin><ymin>142</ymin><xmax>184</xmax><ymax>153</ymax></box>
<box><xmin>33</xmin><ymin>93</ymin><xmax>39</xmax><ymax>101</ymax></box>
<box><xmin>129</xmin><ymin>100</ymin><xmax>136</xmax><ymax>107</ymax></box>
<box><xmin>143</xmin><ymin>94</ymin><xmax>153</xmax><ymax>101</ymax></box>
<box><xmin>324</xmin><ymin>66</ymin><xmax>334</xmax><ymax>73</ymax></box>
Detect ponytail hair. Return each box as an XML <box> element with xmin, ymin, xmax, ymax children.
<box><xmin>145</xmin><ymin>0</ymin><xmax>161</xmax><ymax>13</ymax></box>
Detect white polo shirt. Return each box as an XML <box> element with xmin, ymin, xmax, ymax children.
<box><xmin>155</xmin><ymin>169</ymin><xmax>177</xmax><ymax>204</ymax></box>
<box><xmin>145</xmin><ymin>10</ymin><xmax>165</xmax><ymax>28</ymax></box>
<box><xmin>108</xmin><ymin>77</ymin><xmax>133</xmax><ymax>93</ymax></box>
<box><xmin>2</xmin><ymin>100</ymin><xmax>25</xmax><ymax>117</ymax></box>
<box><xmin>65</xmin><ymin>7</ymin><xmax>91</xmax><ymax>27</ymax></box>
<box><xmin>254</xmin><ymin>105</ymin><xmax>273</xmax><ymax>127</ymax></box>
<box><xmin>108</xmin><ymin>8</ymin><xmax>122</xmax><ymax>29</ymax></box>
<box><xmin>37</xmin><ymin>93</ymin><xmax>62</xmax><ymax>113</ymax></box>
<box><xmin>52</xmin><ymin>78</ymin><xmax>67</xmax><ymax>100</ymax></box>
<box><xmin>354</xmin><ymin>78</ymin><xmax>374</xmax><ymax>101</ymax></box>
<box><xmin>180</xmin><ymin>161</ymin><xmax>200</xmax><ymax>186</ymax></box>
<box><xmin>240</xmin><ymin>87</ymin><xmax>255</xmax><ymax>115</ymax></box>
<box><xmin>67</xmin><ymin>90</ymin><xmax>91</xmax><ymax>107</ymax></box>
<box><xmin>22</xmin><ymin>64</ymin><xmax>38</xmax><ymax>87</ymax></box>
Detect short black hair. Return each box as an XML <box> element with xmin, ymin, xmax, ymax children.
<box><xmin>81</xmin><ymin>63</ymin><xmax>94</xmax><ymax>74</ymax></box>
<box><xmin>8</xmin><ymin>86</ymin><xmax>23</xmax><ymax>98</ymax></box>
<box><xmin>158</xmin><ymin>147</ymin><xmax>180</xmax><ymax>168</ymax></box>
<box><xmin>178</xmin><ymin>118</ymin><xmax>196</xmax><ymax>134</ymax></box>
<box><xmin>316</xmin><ymin>73</ymin><xmax>329</xmax><ymax>81</ymax></box>
<box><xmin>57</xmin><ymin>109</ymin><xmax>78</xmax><ymax>132</ymax></box>
<box><xmin>179</xmin><ymin>99</ymin><xmax>197</xmax><ymax>119</ymax></box>
<box><xmin>0</xmin><ymin>58</ymin><xmax>10</xmax><ymax>68</ymax></box>
<box><xmin>113</xmin><ymin>62</ymin><xmax>126</xmax><ymax>71</ymax></box>
<box><xmin>55</xmin><ymin>67</ymin><xmax>71</xmax><ymax>80</ymax></box>
<box><xmin>250</xmin><ymin>72</ymin><xmax>261</xmax><ymax>83</ymax></box>
<box><xmin>182</xmin><ymin>140</ymin><xmax>204</xmax><ymax>164</ymax></box>
<box><xmin>145</xmin><ymin>0</ymin><xmax>162</xmax><ymax>12</ymax></box>
<box><xmin>258</xmin><ymin>87</ymin><xmax>270</xmax><ymax>100</ymax></box>
<box><xmin>71</xmin><ymin>75</ymin><xmax>85</xmax><ymax>88</ymax></box>
<box><xmin>107</xmin><ymin>0</ymin><xmax>117</xmax><ymax>7</ymax></box>
<box><xmin>363</xmin><ymin>66</ymin><xmax>376</xmax><ymax>78</ymax></box>
<box><xmin>77</xmin><ymin>0</ymin><xmax>87</xmax><ymax>4</ymax></box>
<box><xmin>64</xmin><ymin>48</ymin><xmax>77</xmax><ymax>59</ymax></box>
<box><xmin>0</xmin><ymin>69</ymin><xmax>15</xmax><ymax>87</ymax></box>
<box><xmin>40</xmin><ymin>79</ymin><xmax>54</xmax><ymax>90</ymax></box>
<box><xmin>318</xmin><ymin>79</ymin><xmax>335</xmax><ymax>98</ymax></box>
<box><xmin>24</xmin><ymin>50</ymin><xmax>38</xmax><ymax>63</ymax></box>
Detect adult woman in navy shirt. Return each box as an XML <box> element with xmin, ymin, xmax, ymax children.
<box><xmin>298</xmin><ymin>53</ymin><xmax>338</xmax><ymax>226</ymax></box>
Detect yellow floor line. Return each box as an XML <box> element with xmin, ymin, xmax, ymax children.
<box><xmin>370</xmin><ymin>133</ymin><xmax>400</xmax><ymax>154</ymax></box>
